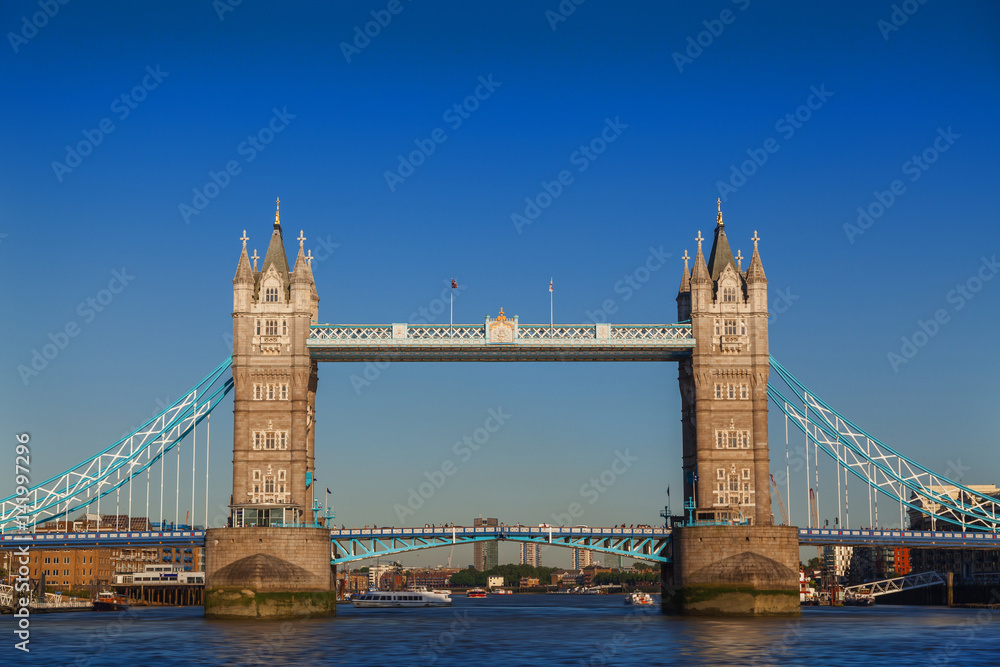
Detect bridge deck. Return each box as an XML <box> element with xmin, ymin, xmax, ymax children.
<box><xmin>307</xmin><ymin>323</ymin><xmax>694</xmax><ymax>362</ymax></box>
<box><xmin>798</xmin><ymin>527</ymin><xmax>1000</xmax><ymax>547</ymax></box>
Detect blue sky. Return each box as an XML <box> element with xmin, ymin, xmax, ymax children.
<box><xmin>1</xmin><ymin>1</ymin><xmax>998</xmax><ymax>567</ymax></box>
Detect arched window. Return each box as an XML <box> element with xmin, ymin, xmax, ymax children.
<box><xmin>265</xmin><ymin>287</ymin><xmax>278</xmax><ymax>302</ymax></box>
<box><xmin>723</xmin><ymin>286</ymin><xmax>737</xmax><ymax>302</ymax></box>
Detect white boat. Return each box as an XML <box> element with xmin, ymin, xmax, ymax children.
<box><xmin>624</xmin><ymin>592</ymin><xmax>655</xmax><ymax>605</ymax></box>
<box><xmin>351</xmin><ymin>587</ymin><xmax>452</xmax><ymax>608</ymax></box>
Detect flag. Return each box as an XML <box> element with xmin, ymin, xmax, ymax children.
<box><xmin>327</xmin><ymin>487</ymin><xmax>332</xmax><ymax>495</ymax></box>
<box><xmin>667</xmin><ymin>485</ymin><xmax>670</xmax><ymax>498</ymax></box>
<box><xmin>549</xmin><ymin>278</ymin><xmax>553</xmax><ymax>292</ymax></box>
<box><xmin>451</xmin><ymin>279</ymin><xmax>457</xmax><ymax>289</ymax></box>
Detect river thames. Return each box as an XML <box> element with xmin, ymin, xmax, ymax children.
<box><xmin>9</xmin><ymin>595</ymin><xmax>1000</xmax><ymax>666</ymax></box>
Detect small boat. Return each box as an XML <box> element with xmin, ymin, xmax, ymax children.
<box><xmin>466</xmin><ymin>588</ymin><xmax>487</xmax><ymax>598</ymax></box>
<box><xmin>624</xmin><ymin>592</ymin><xmax>654</xmax><ymax>606</ymax></box>
<box><xmin>491</xmin><ymin>589</ymin><xmax>513</xmax><ymax>595</ymax></box>
<box><xmin>93</xmin><ymin>591</ymin><xmax>130</xmax><ymax>612</ymax></box>
<box><xmin>351</xmin><ymin>587</ymin><xmax>451</xmax><ymax>608</ymax></box>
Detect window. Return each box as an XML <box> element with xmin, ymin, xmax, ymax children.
<box><xmin>253</xmin><ymin>384</ymin><xmax>263</xmax><ymax>400</ymax></box>
<box><xmin>265</xmin><ymin>320</ymin><xmax>278</xmax><ymax>336</ymax></box>
<box><xmin>714</xmin><ymin>384</ymin><xmax>722</xmax><ymax>399</ymax></box>
<box><xmin>728</xmin><ymin>431</ymin><xmax>738</xmax><ymax>448</ymax></box>
<box><xmin>253</xmin><ymin>433</ymin><xmax>262</xmax><ymax>450</ymax></box>
<box><xmin>740</xmin><ymin>320</ymin><xmax>747</xmax><ymax>336</ymax></box>
<box><xmin>742</xmin><ymin>468</ymin><xmax>751</xmax><ymax>480</ymax></box>
<box><xmin>714</xmin><ymin>320</ymin><xmax>721</xmax><ymax>336</ymax></box>
<box><xmin>715</xmin><ymin>428</ymin><xmax>752</xmax><ymax>449</ymax></box>
<box><xmin>264</xmin><ymin>478</ymin><xmax>275</xmax><ymax>493</ymax></box>
<box><xmin>740</xmin><ymin>384</ymin><xmax>749</xmax><ymax>400</ymax></box>
<box><xmin>64</xmin><ymin>557</ymin><xmax>70</xmax><ymax>563</ymax></box>
<box><xmin>282</xmin><ymin>320</ymin><xmax>287</xmax><ymax>335</ymax></box>
<box><xmin>727</xmin><ymin>384</ymin><xmax>736</xmax><ymax>400</ymax></box>
<box><xmin>278</xmin><ymin>432</ymin><xmax>287</xmax><ymax>450</ymax></box>
<box><xmin>717</xmin><ymin>468</ymin><xmax>725</xmax><ymax>480</ymax></box>
<box><xmin>265</xmin><ymin>287</ymin><xmax>278</xmax><ymax>302</ymax></box>
<box><xmin>277</xmin><ymin>470</ymin><xmax>286</xmax><ymax>481</ymax></box>
<box><xmin>253</xmin><ymin>470</ymin><xmax>261</xmax><ymax>481</ymax></box>
<box><xmin>724</xmin><ymin>319</ymin><xmax>737</xmax><ymax>336</ymax></box>
<box><xmin>723</xmin><ymin>286</ymin><xmax>737</xmax><ymax>302</ymax></box>
<box><xmin>265</xmin><ymin>432</ymin><xmax>276</xmax><ymax>450</ymax></box>
<box><xmin>716</xmin><ymin>432</ymin><xmax>725</xmax><ymax>448</ymax></box>
<box><xmin>267</xmin><ymin>384</ymin><xmax>275</xmax><ymax>400</ymax></box>
<box><xmin>280</xmin><ymin>383</ymin><xmax>289</xmax><ymax>400</ymax></box>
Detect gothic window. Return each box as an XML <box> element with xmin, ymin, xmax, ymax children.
<box><xmin>723</xmin><ymin>286</ymin><xmax>737</xmax><ymax>302</ymax></box>
<box><xmin>265</xmin><ymin>432</ymin><xmax>276</xmax><ymax>450</ymax></box>
<box><xmin>253</xmin><ymin>470</ymin><xmax>261</xmax><ymax>481</ymax></box>
<box><xmin>716</xmin><ymin>432</ymin><xmax>725</xmax><ymax>449</ymax></box>
<box><xmin>715</xmin><ymin>428</ymin><xmax>752</xmax><ymax>449</ymax></box>
<box><xmin>741</xmin><ymin>431</ymin><xmax>751</xmax><ymax>449</ymax></box>
<box><xmin>265</xmin><ymin>287</ymin><xmax>278</xmax><ymax>302</ymax></box>
<box><xmin>742</xmin><ymin>468</ymin><xmax>751</xmax><ymax>480</ymax></box>
<box><xmin>278</xmin><ymin>432</ymin><xmax>287</xmax><ymax>450</ymax></box>
<box><xmin>727</xmin><ymin>384</ymin><xmax>736</xmax><ymax>400</ymax></box>
<box><xmin>252</xmin><ymin>433</ymin><xmax>262</xmax><ymax>450</ymax></box>
<box><xmin>717</xmin><ymin>468</ymin><xmax>725</xmax><ymax>480</ymax></box>
<box><xmin>253</xmin><ymin>384</ymin><xmax>263</xmax><ymax>401</ymax></box>
<box><xmin>740</xmin><ymin>320</ymin><xmax>747</xmax><ymax>336</ymax></box>
<box><xmin>255</xmin><ymin>320</ymin><xmax>261</xmax><ymax>335</ymax></box>
<box><xmin>714</xmin><ymin>320</ymin><xmax>721</xmax><ymax>336</ymax></box>
<box><xmin>724</xmin><ymin>319</ymin><xmax>737</xmax><ymax>336</ymax></box>
<box><xmin>715</xmin><ymin>384</ymin><xmax>723</xmax><ymax>399</ymax></box>
<box><xmin>727</xmin><ymin>431</ymin><xmax>738</xmax><ymax>448</ymax></box>
<box><xmin>265</xmin><ymin>320</ymin><xmax>278</xmax><ymax>336</ymax></box>
<box><xmin>740</xmin><ymin>384</ymin><xmax>749</xmax><ymax>400</ymax></box>
<box><xmin>282</xmin><ymin>320</ymin><xmax>288</xmax><ymax>335</ymax></box>
<box><xmin>267</xmin><ymin>384</ymin><xmax>275</xmax><ymax>400</ymax></box>
<box><xmin>278</xmin><ymin>470</ymin><xmax>286</xmax><ymax>481</ymax></box>
<box><xmin>280</xmin><ymin>383</ymin><xmax>289</xmax><ymax>400</ymax></box>
<box><xmin>264</xmin><ymin>478</ymin><xmax>275</xmax><ymax>493</ymax></box>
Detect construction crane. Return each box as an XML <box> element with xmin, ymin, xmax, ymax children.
<box><xmin>770</xmin><ymin>474</ymin><xmax>789</xmax><ymax>525</ymax></box>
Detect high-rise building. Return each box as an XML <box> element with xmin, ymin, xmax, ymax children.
<box><xmin>571</xmin><ymin>548</ymin><xmax>593</xmax><ymax>569</ymax></box>
<box><xmin>519</xmin><ymin>542</ymin><xmax>541</xmax><ymax>567</ymax></box>
<box><xmin>473</xmin><ymin>517</ymin><xmax>498</xmax><ymax>571</ymax></box>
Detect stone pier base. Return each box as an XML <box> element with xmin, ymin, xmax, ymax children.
<box><xmin>661</xmin><ymin>525</ymin><xmax>800</xmax><ymax>616</ymax></box>
<box><xmin>204</xmin><ymin>527</ymin><xmax>336</xmax><ymax>619</ymax></box>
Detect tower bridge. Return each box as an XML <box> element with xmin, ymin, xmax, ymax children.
<box><xmin>4</xmin><ymin>199</ymin><xmax>999</xmax><ymax>619</ymax></box>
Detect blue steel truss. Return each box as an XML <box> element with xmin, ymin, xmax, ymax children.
<box><xmin>0</xmin><ymin>358</ymin><xmax>234</xmax><ymax>532</ymax></box>
<box><xmin>769</xmin><ymin>356</ymin><xmax>1000</xmax><ymax>532</ymax></box>
<box><xmin>329</xmin><ymin>526</ymin><xmax>672</xmax><ymax>565</ymax></box>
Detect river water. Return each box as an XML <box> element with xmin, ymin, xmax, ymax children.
<box><xmin>9</xmin><ymin>595</ymin><xmax>1000</xmax><ymax>666</ymax></box>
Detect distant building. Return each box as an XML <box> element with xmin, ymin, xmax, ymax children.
<box><xmin>368</xmin><ymin>563</ymin><xmax>394</xmax><ymax>589</ymax></box>
<box><xmin>571</xmin><ymin>548</ymin><xmax>593</xmax><ymax>569</ymax></box>
<box><xmin>408</xmin><ymin>568</ymin><xmax>461</xmax><ymax>589</ymax></box>
<box><xmin>823</xmin><ymin>545</ymin><xmax>853</xmax><ymax>581</ymax></box>
<box><xmin>551</xmin><ymin>569</ymin><xmax>584</xmax><ymax>587</ymax></box>
<box><xmin>473</xmin><ymin>518</ymin><xmax>499</xmax><ymax>571</ymax></box>
<box><xmin>487</xmin><ymin>575</ymin><xmax>504</xmax><ymax>589</ymax></box>
<box><xmin>519</xmin><ymin>577</ymin><xmax>540</xmax><ymax>588</ymax></box>
<box><xmin>520</xmin><ymin>542</ymin><xmax>542</xmax><ymax>567</ymax></box>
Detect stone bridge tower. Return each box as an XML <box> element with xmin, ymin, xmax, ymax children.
<box><xmin>229</xmin><ymin>200</ymin><xmax>319</xmax><ymax>528</ymax></box>
<box><xmin>677</xmin><ymin>201</ymin><xmax>771</xmax><ymax>526</ymax></box>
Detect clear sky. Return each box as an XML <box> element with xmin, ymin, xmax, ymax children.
<box><xmin>1</xmin><ymin>1</ymin><xmax>998</xmax><ymax>568</ymax></box>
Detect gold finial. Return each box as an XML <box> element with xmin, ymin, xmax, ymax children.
<box><xmin>250</xmin><ymin>249</ymin><xmax>259</xmax><ymax>271</ymax></box>
<box><xmin>274</xmin><ymin>197</ymin><xmax>281</xmax><ymax>228</ymax></box>
<box><xmin>716</xmin><ymin>198</ymin><xmax>723</xmax><ymax>226</ymax></box>
<box><xmin>497</xmin><ymin>307</ymin><xmax>506</xmax><ymax>322</ymax></box>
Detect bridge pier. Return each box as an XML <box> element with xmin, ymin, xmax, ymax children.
<box><xmin>662</xmin><ymin>525</ymin><xmax>800</xmax><ymax>616</ymax></box>
<box><xmin>204</xmin><ymin>528</ymin><xmax>335</xmax><ymax>619</ymax></box>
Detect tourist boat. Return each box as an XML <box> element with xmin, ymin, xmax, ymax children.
<box><xmin>93</xmin><ymin>591</ymin><xmax>130</xmax><ymax>612</ymax></box>
<box><xmin>351</xmin><ymin>588</ymin><xmax>452</xmax><ymax>608</ymax></box>
<box><xmin>466</xmin><ymin>588</ymin><xmax>487</xmax><ymax>598</ymax></box>
<box><xmin>624</xmin><ymin>592</ymin><xmax>654</xmax><ymax>606</ymax></box>
<box><xmin>491</xmin><ymin>589</ymin><xmax>513</xmax><ymax>595</ymax></box>
<box><xmin>845</xmin><ymin>588</ymin><xmax>875</xmax><ymax>606</ymax></box>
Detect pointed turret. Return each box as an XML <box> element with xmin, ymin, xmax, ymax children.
<box><xmin>690</xmin><ymin>231</ymin><xmax>710</xmax><ymax>284</ymax></box>
<box><xmin>260</xmin><ymin>198</ymin><xmax>291</xmax><ymax>286</ymax></box>
<box><xmin>746</xmin><ymin>231</ymin><xmax>767</xmax><ymax>284</ymax></box>
<box><xmin>676</xmin><ymin>249</ymin><xmax>692</xmax><ymax>321</ymax></box>
<box><xmin>233</xmin><ymin>230</ymin><xmax>254</xmax><ymax>312</ymax></box>
<box><xmin>291</xmin><ymin>230</ymin><xmax>315</xmax><ymax>286</ymax></box>
<box><xmin>706</xmin><ymin>199</ymin><xmax>738</xmax><ymax>282</ymax></box>
<box><xmin>678</xmin><ymin>249</ymin><xmax>691</xmax><ymax>294</ymax></box>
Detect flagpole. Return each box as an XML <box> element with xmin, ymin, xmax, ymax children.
<box><xmin>549</xmin><ymin>277</ymin><xmax>553</xmax><ymax>330</ymax></box>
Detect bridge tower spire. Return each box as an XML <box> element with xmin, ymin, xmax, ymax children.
<box><xmin>229</xmin><ymin>201</ymin><xmax>320</xmax><ymax>528</ymax></box>
<box><xmin>678</xmin><ymin>203</ymin><xmax>771</xmax><ymax>526</ymax></box>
